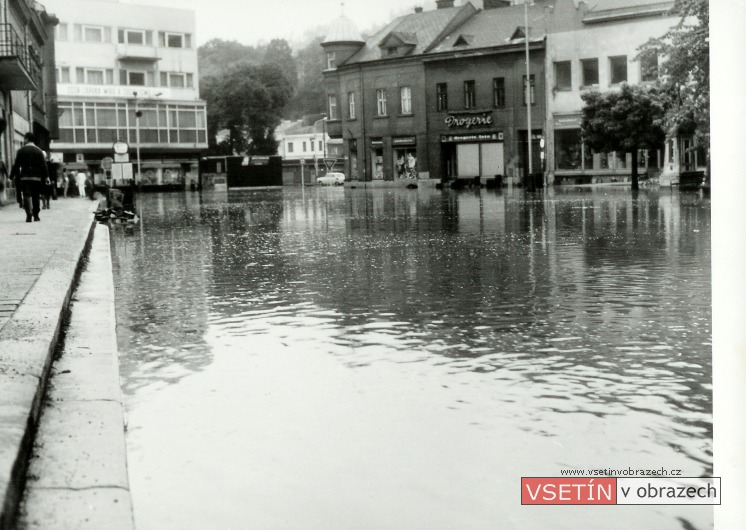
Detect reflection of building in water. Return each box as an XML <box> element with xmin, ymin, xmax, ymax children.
<box><xmin>110</xmin><ymin>194</ymin><xmax>213</xmax><ymax>390</ymax></box>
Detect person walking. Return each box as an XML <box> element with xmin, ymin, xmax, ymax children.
<box><xmin>9</xmin><ymin>132</ymin><xmax>49</xmax><ymax>222</ymax></box>
<box><xmin>75</xmin><ymin>170</ymin><xmax>87</xmax><ymax>198</ymax></box>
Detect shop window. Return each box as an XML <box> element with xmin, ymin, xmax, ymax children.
<box><xmin>372</xmin><ymin>144</ymin><xmax>384</xmax><ymax>179</ymax></box>
<box><xmin>522</xmin><ymin>75</ymin><xmax>535</xmax><ymax>105</ymax></box>
<box><xmin>436</xmin><ymin>83</ymin><xmax>448</xmax><ymax>111</ymax></box>
<box><xmin>609</xmin><ymin>56</ymin><xmax>627</xmax><ymax>85</ymax></box>
<box><xmin>394</xmin><ymin>147</ymin><xmax>417</xmax><ymax>179</ymax></box>
<box><xmin>555</xmin><ymin>129</ymin><xmax>582</xmax><ymax>170</ymax></box>
<box><xmin>464</xmin><ymin>80</ymin><xmax>476</xmax><ymax>109</ymax></box>
<box><xmin>554</xmin><ymin>61</ymin><xmax>571</xmax><ymax>91</ymax></box>
<box><xmin>640</xmin><ymin>52</ymin><xmax>659</xmax><ymax>82</ymax></box>
<box><xmin>376</xmin><ymin>89</ymin><xmax>387</xmax><ymax>116</ymax></box>
<box><xmin>348</xmin><ymin>92</ymin><xmax>356</xmax><ymax>119</ymax></box>
<box><xmin>400</xmin><ymin>86</ymin><xmax>412</xmax><ymax>115</ymax></box>
<box><xmin>581</xmin><ymin>58</ymin><xmax>599</xmax><ymax>87</ymax></box>
<box><xmin>493</xmin><ymin>77</ymin><xmax>505</xmax><ymax>107</ymax></box>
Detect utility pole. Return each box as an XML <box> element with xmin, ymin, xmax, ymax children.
<box><xmin>524</xmin><ymin>0</ymin><xmax>534</xmax><ymax>190</ymax></box>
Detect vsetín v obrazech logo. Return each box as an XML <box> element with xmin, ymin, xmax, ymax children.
<box><xmin>521</xmin><ymin>477</ymin><xmax>721</xmax><ymax>505</ymax></box>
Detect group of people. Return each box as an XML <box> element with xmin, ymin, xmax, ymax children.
<box><xmin>9</xmin><ymin>132</ymin><xmax>92</xmax><ymax>223</ymax></box>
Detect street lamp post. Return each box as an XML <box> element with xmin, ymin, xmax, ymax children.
<box><xmin>524</xmin><ymin>0</ymin><xmax>534</xmax><ymax>189</ymax></box>
<box><xmin>133</xmin><ymin>91</ymin><xmax>142</xmax><ymax>186</ymax></box>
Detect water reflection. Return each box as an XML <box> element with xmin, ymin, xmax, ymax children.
<box><xmin>112</xmin><ymin>187</ymin><xmax>711</xmax><ymax>530</ymax></box>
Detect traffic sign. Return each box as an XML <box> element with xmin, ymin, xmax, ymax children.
<box><xmin>324</xmin><ymin>159</ymin><xmax>337</xmax><ymax>171</ymax></box>
<box><xmin>113</xmin><ymin>141</ymin><xmax>129</xmax><ymax>155</ymax></box>
<box><xmin>101</xmin><ymin>157</ymin><xmax>114</xmax><ymax>170</ymax></box>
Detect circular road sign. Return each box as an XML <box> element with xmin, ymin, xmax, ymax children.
<box><xmin>101</xmin><ymin>157</ymin><xmax>114</xmax><ymax>171</ymax></box>
<box><xmin>113</xmin><ymin>141</ymin><xmax>129</xmax><ymax>155</ymax></box>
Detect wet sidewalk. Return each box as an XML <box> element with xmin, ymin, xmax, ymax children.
<box><xmin>0</xmin><ymin>197</ymin><xmax>98</xmax><ymax>528</ymax></box>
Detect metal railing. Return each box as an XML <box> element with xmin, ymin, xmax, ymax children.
<box><xmin>0</xmin><ymin>23</ymin><xmax>30</xmax><ymax>66</ymax></box>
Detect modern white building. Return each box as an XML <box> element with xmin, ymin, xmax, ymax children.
<box><xmin>44</xmin><ymin>0</ymin><xmax>207</xmax><ymax>188</ymax></box>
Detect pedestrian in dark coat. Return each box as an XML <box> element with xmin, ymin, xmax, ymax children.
<box><xmin>9</xmin><ymin>133</ymin><xmax>49</xmax><ymax>222</ymax></box>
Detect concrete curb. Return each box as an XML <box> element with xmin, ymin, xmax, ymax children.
<box><xmin>17</xmin><ymin>225</ymin><xmax>134</xmax><ymax>530</ymax></box>
<box><xmin>0</xmin><ymin>207</ymin><xmax>97</xmax><ymax>529</ymax></box>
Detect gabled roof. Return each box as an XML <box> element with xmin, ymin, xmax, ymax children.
<box><xmin>343</xmin><ymin>3</ymin><xmax>476</xmax><ymax>65</ymax></box>
<box><xmin>429</xmin><ymin>3</ymin><xmax>547</xmax><ymax>54</ymax></box>
<box><xmin>379</xmin><ymin>31</ymin><xmax>419</xmax><ymax>48</ymax></box>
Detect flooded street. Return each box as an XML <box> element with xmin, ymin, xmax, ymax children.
<box><xmin>111</xmin><ymin>187</ymin><xmax>712</xmax><ymax>529</ymax></box>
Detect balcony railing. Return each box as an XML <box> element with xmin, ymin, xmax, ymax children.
<box><xmin>0</xmin><ymin>23</ymin><xmax>36</xmax><ymax>90</ymax></box>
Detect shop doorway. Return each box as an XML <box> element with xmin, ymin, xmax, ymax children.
<box><xmin>519</xmin><ymin>129</ymin><xmax>543</xmax><ymax>179</ymax></box>
<box><xmin>371</xmin><ymin>144</ymin><xmax>384</xmax><ymax>180</ymax></box>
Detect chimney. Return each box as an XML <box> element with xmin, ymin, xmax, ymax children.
<box><xmin>414</xmin><ymin>6</ymin><xmax>423</xmax><ymax>12</ymax></box>
<box><xmin>436</xmin><ymin>0</ymin><xmax>455</xmax><ymax>9</ymax></box>
<box><xmin>483</xmin><ymin>0</ymin><xmax>511</xmax><ymax>9</ymax></box>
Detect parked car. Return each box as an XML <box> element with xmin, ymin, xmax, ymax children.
<box><xmin>317</xmin><ymin>172</ymin><xmax>345</xmax><ymax>186</ymax></box>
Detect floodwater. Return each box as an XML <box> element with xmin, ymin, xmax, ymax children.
<box><xmin>110</xmin><ymin>187</ymin><xmax>712</xmax><ymax>530</ymax></box>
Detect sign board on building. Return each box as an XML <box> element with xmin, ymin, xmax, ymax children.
<box><xmin>392</xmin><ymin>136</ymin><xmax>416</xmax><ymax>146</ymax></box>
<box><xmin>76</xmin><ymin>154</ymin><xmax>85</xmax><ymax>163</ymax></box>
<box><xmin>441</xmin><ymin>132</ymin><xmax>503</xmax><ymax>143</ymax></box>
<box><xmin>371</xmin><ymin>138</ymin><xmax>383</xmax><ymax>147</ymax></box>
<box><xmin>114</xmin><ymin>153</ymin><xmax>130</xmax><ymax>163</ymax></box>
<box><xmin>49</xmin><ymin>153</ymin><xmax>63</xmax><ymax>163</ymax></box>
<box><xmin>59</xmin><ymin>85</ymin><xmax>178</xmax><ymax>100</ymax></box>
<box><xmin>445</xmin><ymin>112</ymin><xmax>494</xmax><ymax>129</ymax></box>
<box><xmin>111</xmin><ymin>162</ymin><xmax>134</xmax><ymax>181</ymax></box>
<box><xmin>554</xmin><ymin>115</ymin><xmax>582</xmax><ymax>128</ymax></box>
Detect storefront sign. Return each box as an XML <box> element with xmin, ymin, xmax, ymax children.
<box><xmin>554</xmin><ymin>115</ymin><xmax>582</xmax><ymax>128</ymax></box>
<box><xmin>392</xmin><ymin>136</ymin><xmax>416</xmax><ymax>146</ymax></box>
<box><xmin>445</xmin><ymin>112</ymin><xmax>493</xmax><ymax>129</ymax></box>
<box><xmin>371</xmin><ymin>138</ymin><xmax>383</xmax><ymax>147</ymax></box>
<box><xmin>441</xmin><ymin>132</ymin><xmax>503</xmax><ymax>143</ymax></box>
<box><xmin>58</xmin><ymin>84</ymin><xmax>177</xmax><ymax>99</ymax></box>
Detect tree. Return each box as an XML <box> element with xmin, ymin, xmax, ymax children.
<box><xmin>263</xmin><ymin>39</ymin><xmax>298</xmax><ymax>88</ymax></box>
<box><xmin>581</xmin><ymin>84</ymin><xmax>666</xmax><ymax>190</ymax></box>
<box><xmin>638</xmin><ymin>0</ymin><xmax>709</xmax><ymax>156</ymax></box>
<box><xmin>200</xmin><ymin>63</ymin><xmax>293</xmax><ymax>156</ymax></box>
<box><xmin>284</xmin><ymin>36</ymin><xmax>326</xmax><ymax>119</ymax></box>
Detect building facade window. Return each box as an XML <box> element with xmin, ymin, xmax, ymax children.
<box><xmin>118</xmin><ymin>28</ymin><xmax>152</xmax><ymax>46</ymax></box>
<box><xmin>640</xmin><ymin>52</ymin><xmax>659</xmax><ymax>82</ymax></box>
<box><xmin>493</xmin><ymin>77</ymin><xmax>505</xmax><ymax>107</ymax></box>
<box><xmin>159</xmin><ymin>72</ymin><xmax>194</xmax><ymax>88</ymax></box>
<box><xmin>348</xmin><ymin>92</ymin><xmax>356</xmax><ymax>119</ymax></box>
<box><xmin>55</xmin><ymin>23</ymin><xmax>68</xmax><ymax>41</ymax></box>
<box><xmin>83</xmin><ymin>25</ymin><xmax>104</xmax><ymax>42</ymax></box>
<box><xmin>328</xmin><ymin>94</ymin><xmax>338</xmax><ymax>119</ymax></box>
<box><xmin>75</xmin><ymin>67</ymin><xmax>114</xmax><ymax>85</ymax></box>
<box><xmin>326</xmin><ymin>52</ymin><xmax>336</xmax><ymax>69</ymax></box>
<box><xmin>522</xmin><ymin>75</ymin><xmax>535</xmax><ymax>105</ymax></box>
<box><xmin>56</xmin><ymin>67</ymin><xmax>71</xmax><ymax>84</ymax></box>
<box><xmin>464</xmin><ymin>80</ymin><xmax>476</xmax><ymax>109</ymax></box>
<box><xmin>376</xmin><ymin>89</ymin><xmax>387</xmax><ymax>116</ymax></box>
<box><xmin>57</xmin><ymin>101</ymin><xmax>206</xmax><ymax>146</ymax></box>
<box><xmin>436</xmin><ymin>83</ymin><xmax>448</xmax><ymax>111</ymax></box>
<box><xmin>554</xmin><ymin>61</ymin><xmax>571</xmax><ymax>91</ymax></box>
<box><xmin>159</xmin><ymin>32</ymin><xmax>191</xmax><ymax>48</ymax></box>
<box><xmin>609</xmin><ymin>55</ymin><xmax>627</xmax><ymax>84</ymax></box>
<box><xmin>581</xmin><ymin>58</ymin><xmax>599</xmax><ymax>87</ymax></box>
<box><xmin>127</xmin><ymin>71</ymin><xmax>146</xmax><ymax>86</ymax></box>
<box><xmin>303</xmin><ymin>141</ymin><xmax>307</xmax><ymax>152</ymax></box>
<box><xmin>400</xmin><ymin>86</ymin><xmax>412</xmax><ymax>114</ymax></box>
<box><xmin>288</xmin><ymin>142</ymin><xmax>294</xmax><ymax>153</ymax></box>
